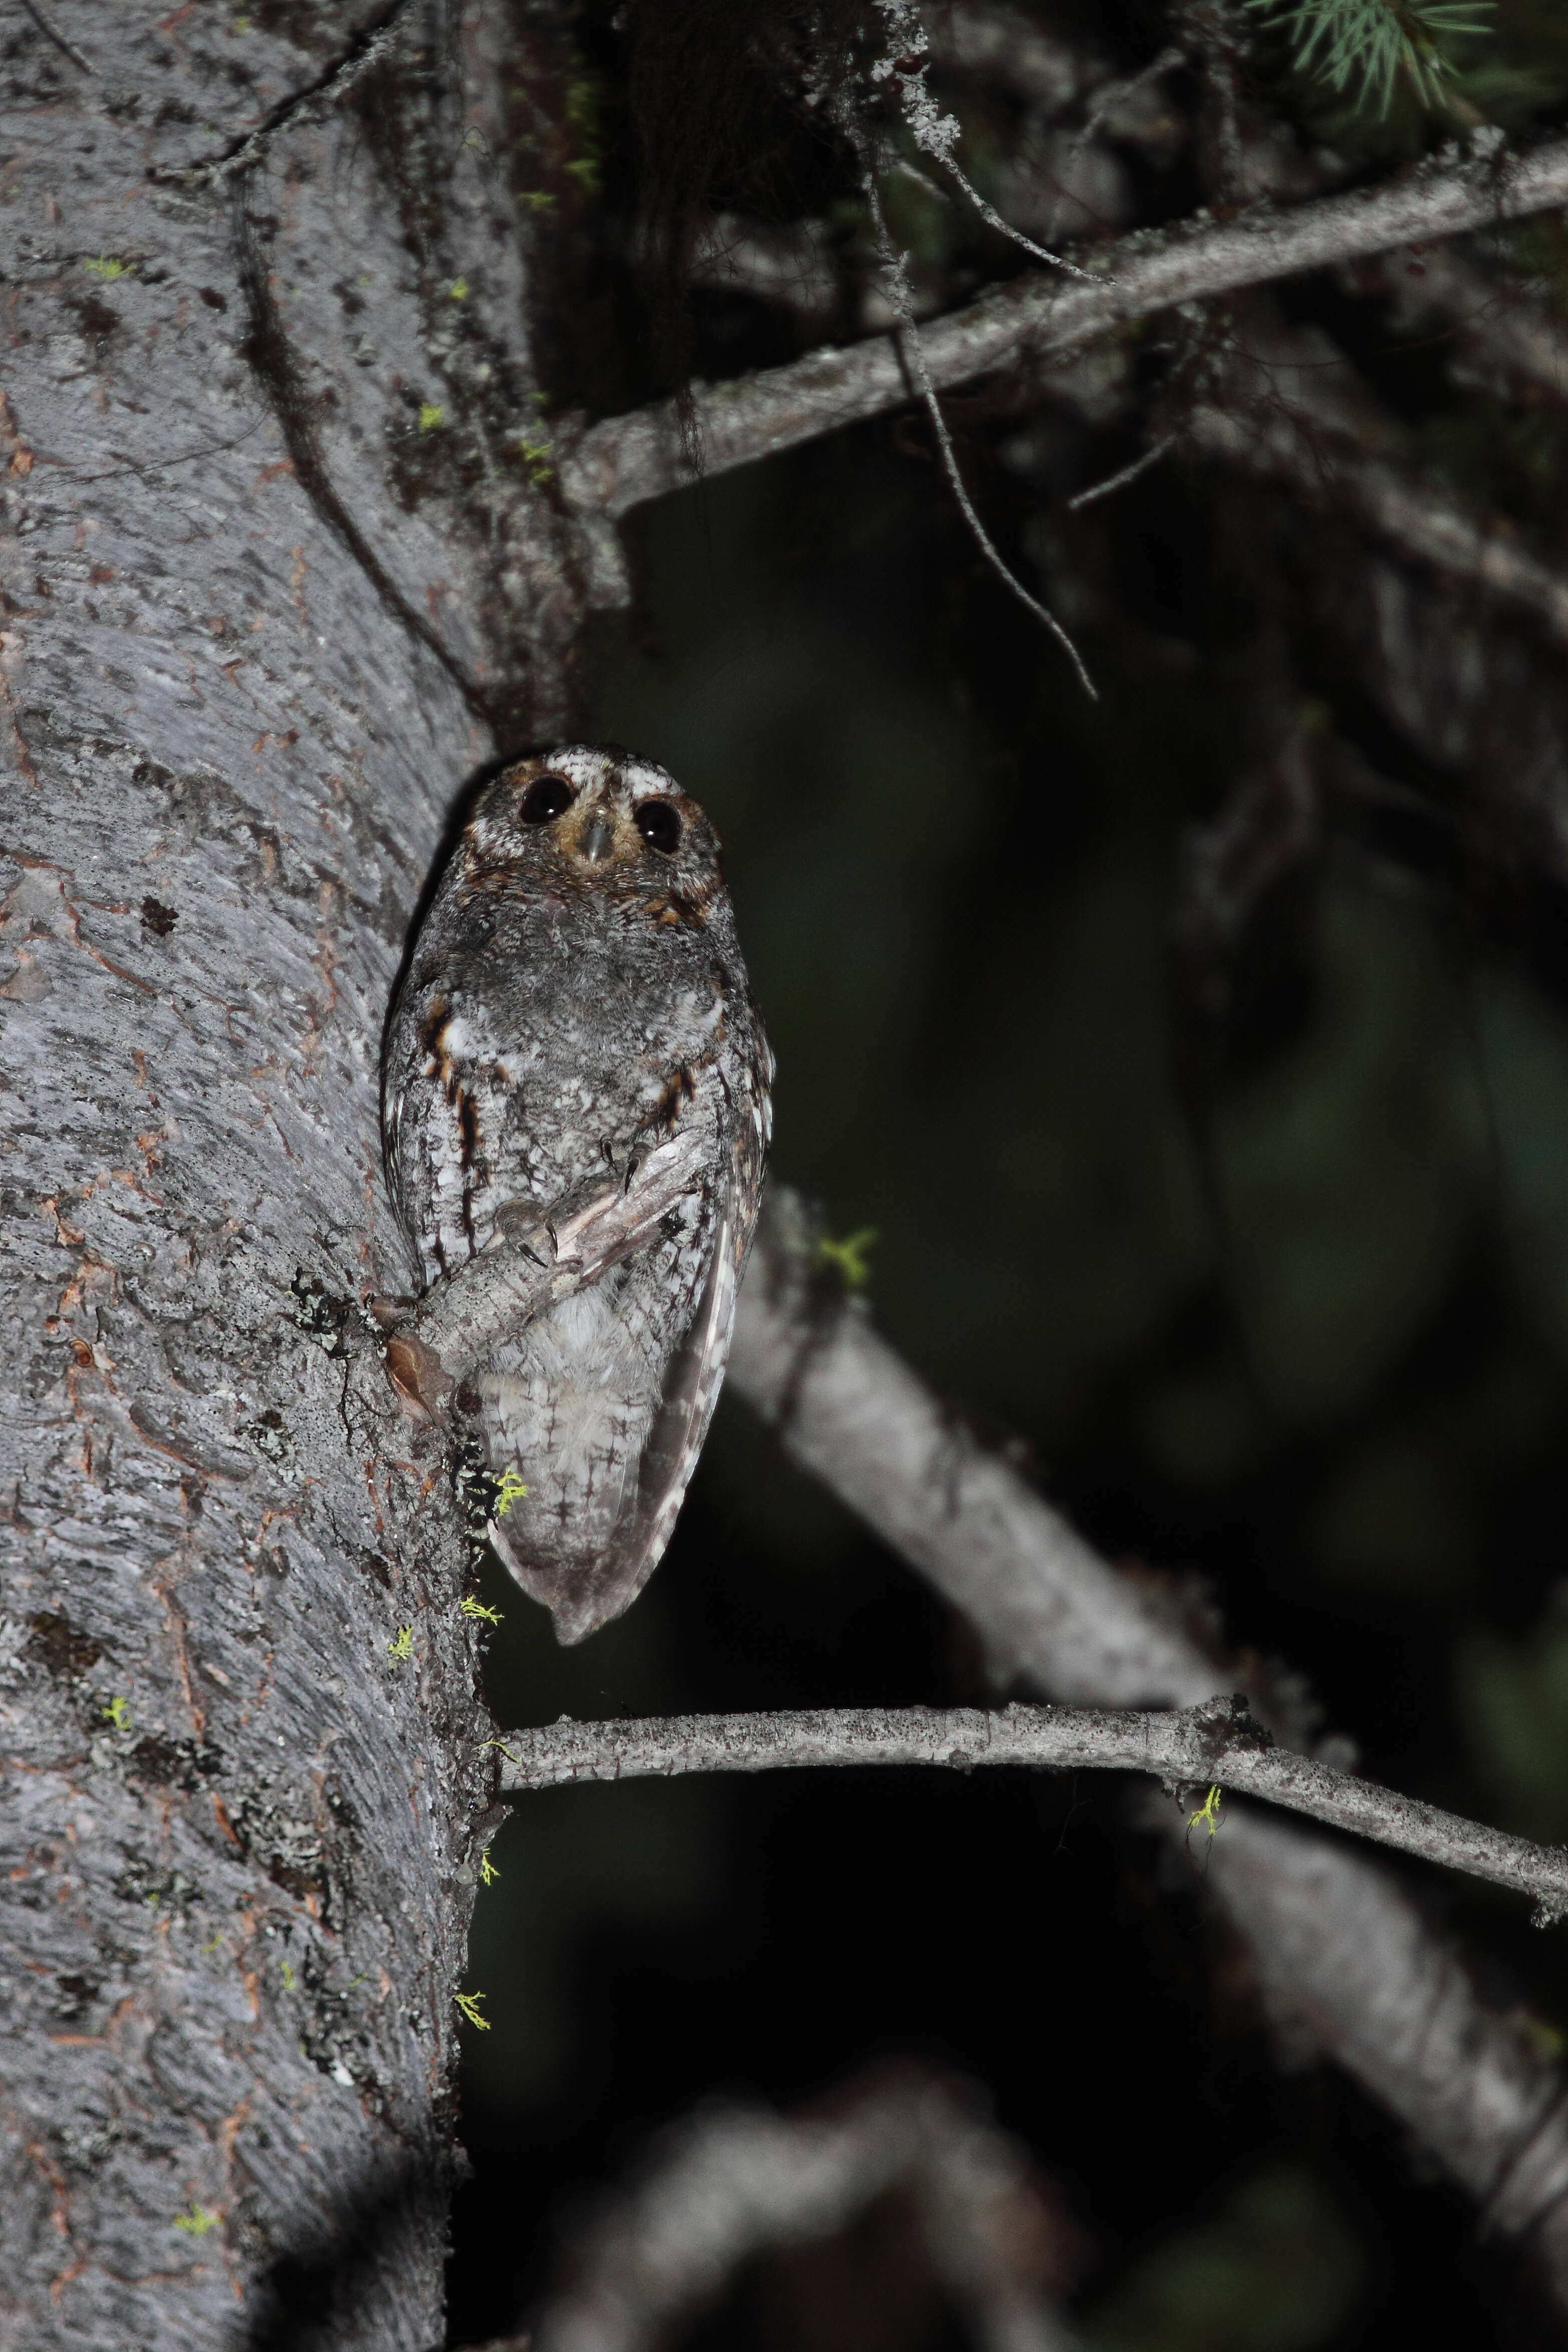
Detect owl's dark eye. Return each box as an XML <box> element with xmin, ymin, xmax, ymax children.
<box><xmin>520</xmin><ymin>773</ymin><xmax>574</xmax><ymax>824</ymax></box>
<box><xmin>634</xmin><ymin>799</ymin><xmax>681</xmax><ymax>855</ymax></box>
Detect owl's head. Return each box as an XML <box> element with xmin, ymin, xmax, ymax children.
<box><xmin>466</xmin><ymin>745</ymin><xmax>724</xmax><ymax>918</ymax></box>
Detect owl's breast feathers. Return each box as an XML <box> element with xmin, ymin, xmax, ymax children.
<box><xmin>382</xmin><ymin>759</ymin><xmax>770</xmax><ymax>1644</ymax></box>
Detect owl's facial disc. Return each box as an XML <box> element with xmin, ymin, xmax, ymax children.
<box><xmin>474</xmin><ymin>748</ymin><xmax>720</xmax><ymax>901</ymax></box>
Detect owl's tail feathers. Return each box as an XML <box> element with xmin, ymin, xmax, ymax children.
<box><xmin>490</xmin><ymin>1514</ymin><xmax>662</xmax><ymax>1646</ymax></box>
<box><xmin>487</xmin><ymin>1197</ymin><xmax>742</xmax><ymax>1646</ymax></box>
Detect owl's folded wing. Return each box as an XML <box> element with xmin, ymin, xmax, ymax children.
<box><xmin>488</xmin><ymin>1184</ymin><xmax>745</xmax><ymax>1646</ymax></box>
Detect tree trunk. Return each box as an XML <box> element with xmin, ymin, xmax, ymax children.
<box><xmin>1</xmin><ymin>6</ymin><xmax>578</xmax><ymax>2343</ymax></box>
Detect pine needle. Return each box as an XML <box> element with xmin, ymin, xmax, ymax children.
<box><xmin>1247</xmin><ymin>0</ymin><xmax>1493</xmax><ymax>116</ymax></box>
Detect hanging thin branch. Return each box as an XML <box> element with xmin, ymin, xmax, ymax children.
<box><xmin>1067</xmin><ymin>433</ymin><xmax>1178</xmax><ymax>509</ymax></box>
<box><xmin>858</xmin><ymin>154</ymin><xmax>1098</xmax><ymax>696</ymax></box>
<box><xmin>870</xmin><ymin>0</ymin><xmax>1103</xmax><ymax>284</ymax></box>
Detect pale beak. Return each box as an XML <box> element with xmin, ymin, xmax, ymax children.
<box><xmin>580</xmin><ymin>812</ymin><xmax>617</xmax><ymax>863</ymax></box>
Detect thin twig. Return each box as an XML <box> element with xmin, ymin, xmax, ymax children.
<box><xmin>21</xmin><ymin>0</ymin><xmax>95</xmax><ymax>74</ymax></box>
<box><xmin>938</xmin><ymin>155</ymin><xmax>1105</xmax><ymax>285</ymax></box>
<box><xmin>164</xmin><ymin>0</ymin><xmax>418</xmax><ymax>187</ymax></box>
<box><xmin>1044</xmin><ymin>45</ymin><xmax>1184</xmax><ymax>243</ymax></box>
<box><xmin>871</xmin><ymin>0</ymin><xmax>1102</xmax><ymax>283</ymax></box>
<box><xmin>1067</xmin><ymin>432</ymin><xmax>1177</xmax><ymax>508</ymax></box>
<box><xmin>561</xmin><ymin>133</ymin><xmax>1568</xmax><ymax>520</ymax></box>
<box><xmin>860</xmin><ymin>158</ymin><xmax>1098</xmax><ymax>697</ymax></box>
<box><xmin>494</xmin><ymin>1700</ymin><xmax>1568</xmax><ymax>1919</ymax></box>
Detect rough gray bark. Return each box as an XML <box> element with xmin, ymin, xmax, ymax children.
<box><xmin>0</xmin><ymin>4</ymin><xmax>582</xmax><ymax>2345</ymax></box>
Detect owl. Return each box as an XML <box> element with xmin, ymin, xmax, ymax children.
<box><xmin>382</xmin><ymin>746</ymin><xmax>772</xmax><ymax>1645</ymax></box>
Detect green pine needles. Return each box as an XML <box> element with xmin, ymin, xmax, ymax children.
<box><xmin>1246</xmin><ymin>0</ymin><xmax>1493</xmax><ymax>116</ymax></box>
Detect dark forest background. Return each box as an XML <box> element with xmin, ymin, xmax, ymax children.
<box><xmin>441</xmin><ymin>2</ymin><xmax>1568</xmax><ymax>2341</ymax></box>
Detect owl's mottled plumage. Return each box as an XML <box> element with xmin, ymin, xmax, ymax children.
<box><xmin>383</xmin><ymin>746</ymin><xmax>772</xmax><ymax>1644</ymax></box>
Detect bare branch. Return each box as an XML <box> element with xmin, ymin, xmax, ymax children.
<box><xmin>560</xmin><ymin>134</ymin><xmax>1568</xmax><ymax>520</ymax></box>
<box><xmin>869</xmin><ymin>0</ymin><xmax>1101</xmax><ymax>283</ymax></box>
<box><xmin>478</xmin><ymin>2074</ymin><xmax>1080</xmax><ymax>2352</ymax></box>
<box><xmin>494</xmin><ymin>1699</ymin><xmax>1568</xmax><ymax>1917</ymax></box>
<box><xmin>726</xmin><ymin>1192</ymin><xmax>1568</xmax><ymax>2290</ymax></box>
<box><xmin>1067</xmin><ymin>431</ymin><xmax>1177</xmax><ymax>508</ymax></box>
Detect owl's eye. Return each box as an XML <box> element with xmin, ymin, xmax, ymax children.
<box><xmin>520</xmin><ymin>773</ymin><xmax>575</xmax><ymax>824</ymax></box>
<box><xmin>634</xmin><ymin>799</ymin><xmax>681</xmax><ymax>855</ymax></box>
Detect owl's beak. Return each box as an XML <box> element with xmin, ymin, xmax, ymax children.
<box><xmin>580</xmin><ymin>811</ymin><xmax>618</xmax><ymax>863</ymax></box>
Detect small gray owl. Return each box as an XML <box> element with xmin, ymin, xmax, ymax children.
<box><xmin>382</xmin><ymin>746</ymin><xmax>772</xmax><ymax>1645</ymax></box>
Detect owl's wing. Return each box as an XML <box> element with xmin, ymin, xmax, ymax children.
<box><xmin>488</xmin><ymin>1184</ymin><xmax>743</xmax><ymax>1646</ymax></box>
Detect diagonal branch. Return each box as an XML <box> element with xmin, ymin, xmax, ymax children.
<box><xmin>857</xmin><ymin>146</ymin><xmax>1097</xmax><ymax>694</ymax></box>
<box><xmin>725</xmin><ymin>1191</ymin><xmax>1568</xmax><ymax>2295</ymax></box>
<box><xmin>493</xmin><ymin>1700</ymin><xmax>1568</xmax><ymax>1917</ymax></box>
<box><xmin>560</xmin><ymin>134</ymin><xmax>1568</xmax><ymax>520</ymax></box>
